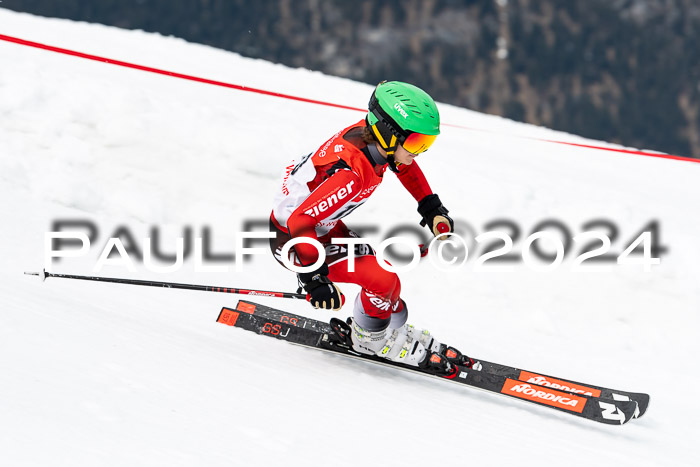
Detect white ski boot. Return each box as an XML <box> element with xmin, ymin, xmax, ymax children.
<box><xmin>350</xmin><ymin>319</ymin><xmax>441</xmax><ymax>368</ymax></box>
<box><xmin>344</xmin><ymin>295</ymin><xmax>474</xmax><ymax>372</ymax></box>
<box><xmin>347</xmin><ymin>319</ymin><xmax>476</xmax><ymax>372</ymax></box>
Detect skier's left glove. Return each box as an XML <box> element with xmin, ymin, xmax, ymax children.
<box><xmin>298</xmin><ymin>263</ymin><xmax>345</xmax><ymax>311</ymax></box>
<box><xmin>418</xmin><ymin>194</ymin><xmax>454</xmax><ymax>241</ymax></box>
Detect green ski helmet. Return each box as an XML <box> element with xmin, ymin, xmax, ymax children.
<box><xmin>365</xmin><ymin>81</ymin><xmax>440</xmax><ymax>171</ymax></box>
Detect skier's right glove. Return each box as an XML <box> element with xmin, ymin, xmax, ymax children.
<box><xmin>298</xmin><ymin>263</ymin><xmax>345</xmax><ymax>311</ymax></box>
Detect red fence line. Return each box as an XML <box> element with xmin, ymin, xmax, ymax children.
<box><xmin>0</xmin><ymin>34</ymin><xmax>365</xmax><ymax>113</ymax></box>
<box><xmin>1</xmin><ymin>33</ymin><xmax>698</xmax><ymax>164</ymax></box>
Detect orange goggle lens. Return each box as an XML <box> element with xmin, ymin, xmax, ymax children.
<box><xmin>402</xmin><ymin>133</ymin><xmax>437</xmax><ymax>154</ymax></box>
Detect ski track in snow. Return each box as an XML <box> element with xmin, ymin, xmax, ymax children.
<box><xmin>1</xmin><ymin>8</ymin><xmax>699</xmax><ymax>467</ymax></box>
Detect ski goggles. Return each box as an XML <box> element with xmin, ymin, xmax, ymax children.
<box><xmin>401</xmin><ymin>132</ymin><xmax>437</xmax><ymax>155</ymax></box>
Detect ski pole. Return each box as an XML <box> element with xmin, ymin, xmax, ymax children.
<box><xmin>24</xmin><ymin>269</ymin><xmax>307</xmax><ymax>299</ymax></box>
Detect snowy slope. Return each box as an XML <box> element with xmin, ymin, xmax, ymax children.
<box><xmin>1</xmin><ymin>9</ymin><xmax>699</xmax><ymax>467</ymax></box>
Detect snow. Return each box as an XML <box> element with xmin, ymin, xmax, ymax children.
<box><xmin>1</xmin><ymin>8</ymin><xmax>699</xmax><ymax>466</ymax></box>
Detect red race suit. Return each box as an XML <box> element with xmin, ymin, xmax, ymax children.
<box><xmin>270</xmin><ymin>120</ymin><xmax>433</xmax><ymax>320</ymax></box>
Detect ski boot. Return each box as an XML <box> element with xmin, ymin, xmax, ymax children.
<box><xmin>329</xmin><ymin>318</ymin><xmax>476</xmax><ymax>375</ymax></box>
<box><xmin>330</xmin><ymin>317</ymin><xmax>431</xmax><ymax>366</ymax></box>
<box><xmin>347</xmin><ymin>318</ymin><xmax>457</xmax><ymax>374</ymax></box>
<box><xmin>381</xmin><ymin>321</ymin><xmax>477</xmax><ymax>371</ymax></box>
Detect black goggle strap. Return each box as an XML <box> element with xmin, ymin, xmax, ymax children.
<box><xmin>368</xmin><ymin>88</ymin><xmax>404</xmax><ymax>173</ymax></box>
<box><xmin>371</xmin><ymin>123</ymin><xmax>400</xmax><ymax>152</ymax></box>
<box><xmin>368</xmin><ymin>92</ymin><xmax>408</xmax><ymax>145</ymax></box>
<box><xmin>370</xmin><ymin>123</ymin><xmax>389</xmax><ymax>148</ymax></box>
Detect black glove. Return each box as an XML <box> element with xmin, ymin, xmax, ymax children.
<box><xmin>417</xmin><ymin>194</ymin><xmax>454</xmax><ymax>240</ymax></box>
<box><xmin>298</xmin><ymin>263</ymin><xmax>345</xmax><ymax>311</ymax></box>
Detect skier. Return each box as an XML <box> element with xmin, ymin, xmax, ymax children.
<box><xmin>269</xmin><ymin>81</ymin><xmax>472</xmax><ymax>373</ymax></box>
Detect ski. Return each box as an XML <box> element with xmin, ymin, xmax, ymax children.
<box><xmin>217</xmin><ymin>301</ymin><xmax>643</xmax><ymax>425</ymax></box>
<box><xmin>227</xmin><ymin>300</ymin><xmax>650</xmax><ymax>418</ymax></box>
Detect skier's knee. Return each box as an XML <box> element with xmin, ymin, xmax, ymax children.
<box><xmin>359</xmin><ymin>264</ymin><xmax>400</xmax><ymax>298</ymax></box>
